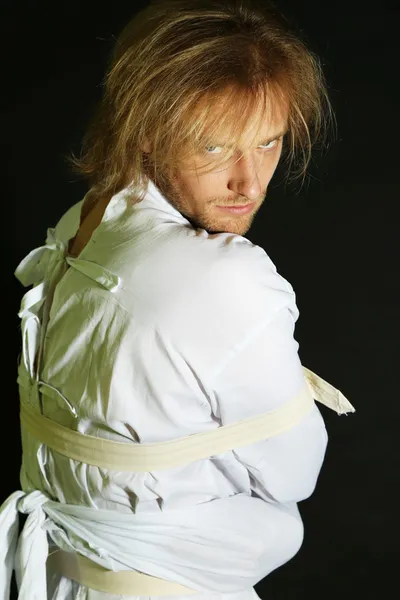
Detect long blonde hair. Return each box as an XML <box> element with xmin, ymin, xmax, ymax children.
<box><xmin>68</xmin><ymin>0</ymin><xmax>334</xmax><ymax>204</ymax></box>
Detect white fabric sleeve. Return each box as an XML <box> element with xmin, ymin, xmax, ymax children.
<box><xmin>209</xmin><ymin>307</ymin><xmax>328</xmax><ymax>505</ymax></box>
<box><xmin>160</xmin><ymin>237</ymin><xmax>328</xmax><ymax>504</ymax></box>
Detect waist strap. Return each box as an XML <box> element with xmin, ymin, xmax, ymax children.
<box><xmin>48</xmin><ymin>550</ymin><xmax>198</xmax><ymax>595</ymax></box>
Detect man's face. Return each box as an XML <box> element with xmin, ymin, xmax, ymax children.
<box><xmin>153</xmin><ymin>101</ymin><xmax>287</xmax><ymax>236</ymax></box>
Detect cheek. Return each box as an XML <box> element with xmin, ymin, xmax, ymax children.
<box><xmin>190</xmin><ymin>175</ymin><xmax>215</xmax><ymax>199</ymax></box>
<box><xmin>178</xmin><ymin>177</ymin><xmax>207</xmax><ymax>210</ymax></box>
<box><xmin>264</xmin><ymin>149</ymin><xmax>282</xmax><ymax>177</ymax></box>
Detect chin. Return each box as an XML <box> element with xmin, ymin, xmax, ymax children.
<box><xmin>207</xmin><ymin>223</ymin><xmax>251</xmax><ymax>236</ymax></box>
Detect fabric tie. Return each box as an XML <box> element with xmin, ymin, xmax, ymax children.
<box><xmin>15</xmin><ymin>227</ymin><xmax>121</xmax><ymax>381</ymax></box>
<box><xmin>0</xmin><ymin>490</ymin><xmax>49</xmax><ymax>600</ymax></box>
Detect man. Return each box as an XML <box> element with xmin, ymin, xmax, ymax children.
<box><xmin>1</xmin><ymin>1</ymin><xmax>354</xmax><ymax>598</ymax></box>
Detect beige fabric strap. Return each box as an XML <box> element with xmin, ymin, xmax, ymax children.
<box><xmin>302</xmin><ymin>367</ymin><xmax>353</xmax><ymax>415</ymax></box>
<box><xmin>20</xmin><ymin>367</ymin><xmax>354</xmax><ymax>472</ymax></box>
<box><xmin>47</xmin><ymin>550</ymin><xmax>198</xmax><ymax>595</ymax></box>
<box><xmin>21</xmin><ymin>384</ymin><xmax>314</xmax><ymax>472</ymax></box>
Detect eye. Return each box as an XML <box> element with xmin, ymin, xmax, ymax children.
<box><xmin>205</xmin><ymin>145</ymin><xmax>223</xmax><ymax>155</ymax></box>
<box><xmin>259</xmin><ymin>138</ymin><xmax>279</xmax><ymax>150</ymax></box>
<box><xmin>205</xmin><ymin>138</ymin><xmax>280</xmax><ymax>155</ymax></box>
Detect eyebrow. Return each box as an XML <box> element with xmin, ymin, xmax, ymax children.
<box><xmin>210</xmin><ymin>129</ymin><xmax>288</xmax><ymax>148</ymax></box>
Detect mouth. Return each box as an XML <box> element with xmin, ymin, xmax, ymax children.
<box><xmin>216</xmin><ymin>202</ymin><xmax>256</xmax><ymax>215</ymax></box>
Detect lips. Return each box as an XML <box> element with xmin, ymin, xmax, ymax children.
<box><xmin>216</xmin><ymin>202</ymin><xmax>256</xmax><ymax>215</ymax></box>
<box><xmin>221</xmin><ymin>204</ymin><xmax>251</xmax><ymax>208</ymax></box>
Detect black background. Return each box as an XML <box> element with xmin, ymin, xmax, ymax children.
<box><xmin>1</xmin><ymin>1</ymin><xmax>399</xmax><ymax>598</ymax></box>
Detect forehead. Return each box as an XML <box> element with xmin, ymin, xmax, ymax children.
<box><xmin>197</xmin><ymin>86</ymin><xmax>288</xmax><ymax>144</ymax></box>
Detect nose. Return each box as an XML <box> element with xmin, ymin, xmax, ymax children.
<box><xmin>228</xmin><ymin>153</ymin><xmax>263</xmax><ymax>201</ymax></box>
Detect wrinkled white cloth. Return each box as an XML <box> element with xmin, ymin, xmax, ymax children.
<box><xmin>4</xmin><ymin>178</ymin><xmax>329</xmax><ymax>599</ymax></box>
<box><xmin>0</xmin><ymin>488</ymin><xmax>304</xmax><ymax>600</ymax></box>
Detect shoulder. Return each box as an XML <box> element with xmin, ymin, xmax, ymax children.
<box><xmin>152</xmin><ymin>228</ymin><xmax>299</xmax><ymax>341</ymax></box>
<box><xmin>205</xmin><ymin>233</ymin><xmax>293</xmax><ymax>293</ymax></box>
<box><xmin>201</xmin><ymin>233</ymin><xmax>299</xmax><ymax>323</ymax></box>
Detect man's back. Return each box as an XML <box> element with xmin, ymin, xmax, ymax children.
<box><xmin>15</xmin><ymin>178</ymin><xmax>328</xmax><ymax>598</ymax></box>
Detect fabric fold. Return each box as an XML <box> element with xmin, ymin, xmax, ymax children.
<box><xmin>0</xmin><ymin>490</ymin><xmax>49</xmax><ymax>600</ymax></box>
<box><xmin>0</xmin><ymin>490</ymin><xmax>303</xmax><ymax>598</ymax></box>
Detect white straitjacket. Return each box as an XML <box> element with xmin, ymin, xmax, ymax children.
<box><xmin>0</xmin><ymin>178</ymin><xmax>354</xmax><ymax>599</ymax></box>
